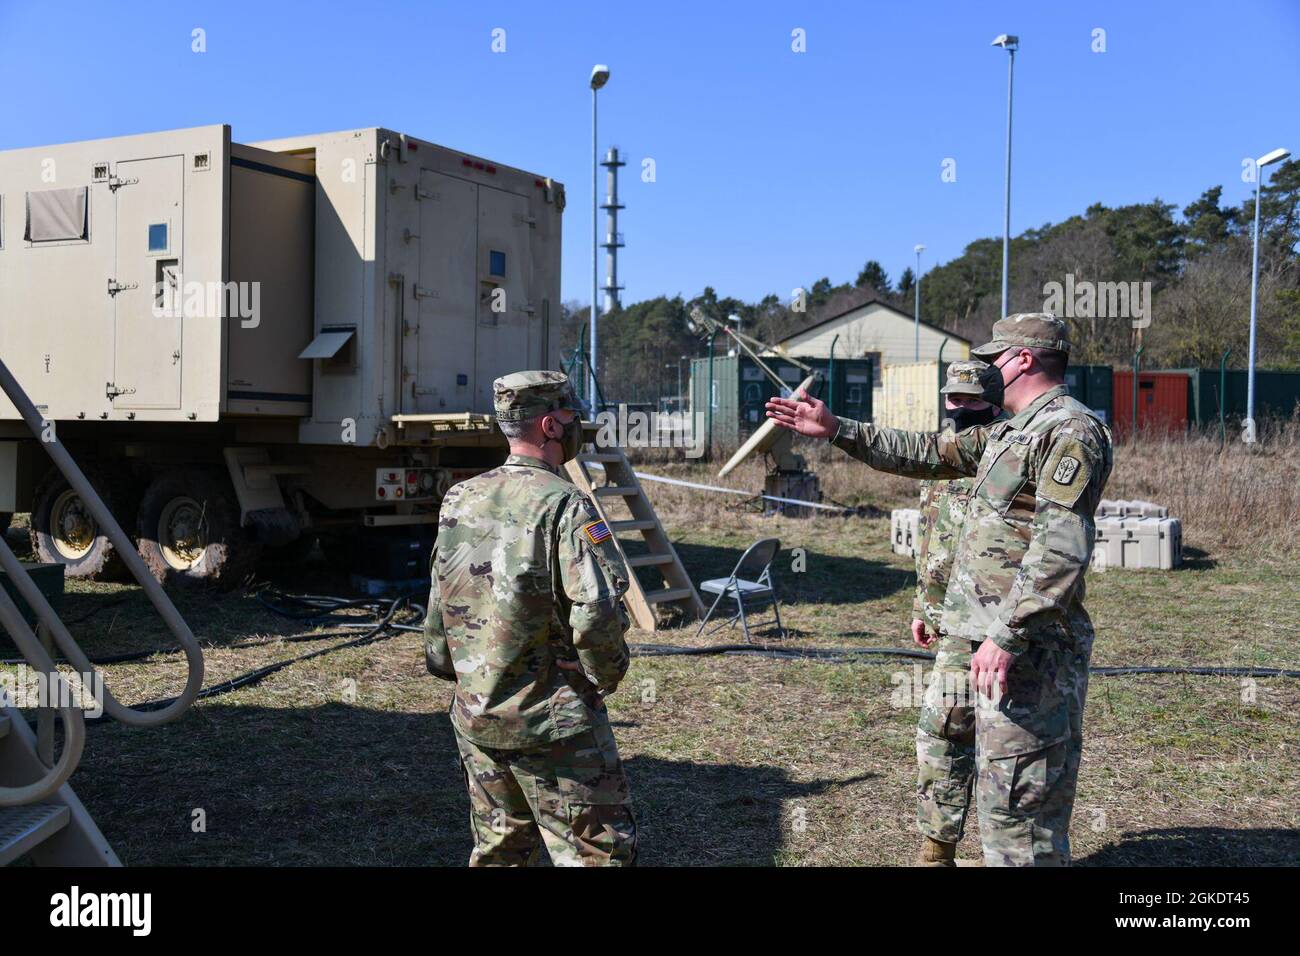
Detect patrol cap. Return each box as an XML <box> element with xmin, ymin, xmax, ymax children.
<box><xmin>972</xmin><ymin>312</ymin><xmax>1071</xmax><ymax>358</ymax></box>
<box><xmin>940</xmin><ymin>359</ymin><xmax>989</xmax><ymax>396</ymax></box>
<box><xmin>492</xmin><ymin>370</ymin><xmax>577</xmax><ymax>422</ymax></box>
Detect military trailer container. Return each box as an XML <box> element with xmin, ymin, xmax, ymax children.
<box><xmin>0</xmin><ymin>125</ymin><xmax>564</xmax><ymax>584</ymax></box>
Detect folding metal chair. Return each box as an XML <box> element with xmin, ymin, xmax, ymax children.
<box><xmin>694</xmin><ymin>537</ymin><xmax>784</xmax><ymax>642</ymax></box>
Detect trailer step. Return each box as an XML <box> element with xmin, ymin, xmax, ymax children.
<box><xmin>626</xmin><ymin>553</ymin><xmax>674</xmax><ymax>568</ymax></box>
<box><xmin>0</xmin><ymin>804</ymin><xmax>70</xmax><ymax>866</ymax></box>
<box><xmin>566</xmin><ymin>437</ymin><xmax>704</xmax><ymax>630</ymax></box>
<box><xmin>644</xmin><ymin>587</ymin><xmax>694</xmax><ymax>605</ymax></box>
<box><xmin>609</xmin><ymin>520</ymin><xmax>656</xmax><ymax>533</ymax></box>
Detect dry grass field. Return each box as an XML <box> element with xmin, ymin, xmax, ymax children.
<box><xmin>3</xmin><ymin>426</ymin><xmax>1298</xmax><ymax>866</ymax></box>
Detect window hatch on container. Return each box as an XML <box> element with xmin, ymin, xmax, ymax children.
<box><xmin>298</xmin><ymin>327</ymin><xmax>356</xmax><ymax>360</ymax></box>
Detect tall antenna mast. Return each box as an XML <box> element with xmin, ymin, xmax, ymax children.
<box><xmin>600</xmin><ymin>146</ymin><xmax>626</xmax><ymax>312</ymax></box>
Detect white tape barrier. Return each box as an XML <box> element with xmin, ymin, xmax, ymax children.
<box><xmin>625</xmin><ymin>468</ymin><xmax>848</xmax><ymax>513</ymax></box>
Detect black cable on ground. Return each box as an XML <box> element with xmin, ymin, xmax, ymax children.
<box><xmin>9</xmin><ymin>586</ymin><xmax>1297</xmax><ymax>728</ymax></box>
<box><xmin>84</xmin><ymin>595</ymin><xmax>413</xmax><ymax>724</ymax></box>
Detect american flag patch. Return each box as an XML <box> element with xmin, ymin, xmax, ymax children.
<box><xmin>583</xmin><ymin>519</ymin><xmax>612</xmax><ymax>545</ymax></box>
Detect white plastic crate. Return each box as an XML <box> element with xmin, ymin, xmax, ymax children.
<box><xmin>1097</xmin><ymin>498</ymin><xmax>1169</xmax><ymax>518</ymax></box>
<box><xmin>1094</xmin><ymin>514</ymin><xmax>1182</xmax><ymax>570</ymax></box>
<box><xmin>891</xmin><ymin>508</ymin><xmax>921</xmax><ymax>558</ymax></box>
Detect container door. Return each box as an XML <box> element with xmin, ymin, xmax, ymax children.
<box><xmin>113</xmin><ymin>155</ymin><xmax>184</xmax><ymax>409</ymax></box>
<box><xmin>474</xmin><ymin>185</ymin><xmax>533</xmax><ymax>411</ymax></box>
<box><xmin>414</xmin><ymin>170</ymin><xmax>479</xmax><ymax>414</ymax></box>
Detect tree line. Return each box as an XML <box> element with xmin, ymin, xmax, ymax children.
<box><xmin>562</xmin><ymin>161</ymin><xmax>1300</xmax><ymax>403</ymax></box>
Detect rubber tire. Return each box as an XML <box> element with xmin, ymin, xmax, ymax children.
<box><xmin>29</xmin><ymin>463</ymin><xmax>136</xmax><ymax>581</ymax></box>
<box><xmin>136</xmin><ymin>469</ymin><xmax>261</xmax><ymax>589</ymax></box>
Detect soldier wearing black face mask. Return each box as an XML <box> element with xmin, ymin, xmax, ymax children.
<box><xmin>913</xmin><ymin>359</ymin><xmax>999</xmax><ymax>865</ymax></box>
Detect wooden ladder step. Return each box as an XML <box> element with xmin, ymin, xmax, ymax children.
<box><xmin>609</xmin><ymin>519</ymin><xmax>656</xmax><ymax>533</ymax></box>
<box><xmin>626</xmin><ymin>553</ymin><xmax>674</xmax><ymax>568</ymax></box>
<box><xmin>578</xmin><ymin>452</ymin><xmax>623</xmax><ymax>464</ymax></box>
<box><xmin>644</xmin><ymin>587</ymin><xmax>694</xmax><ymax>605</ymax></box>
<box><xmin>0</xmin><ymin>804</ymin><xmax>70</xmax><ymax>866</ymax></box>
<box><xmin>594</xmin><ymin>486</ymin><xmax>638</xmax><ymax>497</ymax></box>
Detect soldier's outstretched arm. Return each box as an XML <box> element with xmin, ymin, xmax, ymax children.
<box><xmin>765</xmin><ymin>392</ymin><xmax>984</xmax><ymax>479</ymax></box>
<box><xmin>557</xmin><ymin>495</ymin><xmax>632</xmax><ymax>695</ymax></box>
<box><xmin>423</xmin><ymin>544</ymin><xmax>456</xmax><ymax>681</ymax></box>
<box><xmin>983</xmin><ymin>423</ymin><xmax>1108</xmax><ymax>655</ymax></box>
<box><xmin>829</xmin><ymin>417</ymin><xmax>986</xmax><ymax>479</ymax></box>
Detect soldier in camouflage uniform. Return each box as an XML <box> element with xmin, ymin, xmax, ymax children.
<box><xmin>911</xmin><ymin>359</ymin><xmax>998</xmax><ymax>866</ymax></box>
<box><xmin>767</xmin><ymin>315</ymin><xmax>1113</xmax><ymax>867</ymax></box>
<box><xmin>424</xmin><ymin>370</ymin><xmax>638</xmax><ymax>867</ymax></box>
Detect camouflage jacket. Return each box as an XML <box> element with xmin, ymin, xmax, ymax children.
<box><xmin>424</xmin><ymin>454</ymin><xmax>632</xmax><ymax>749</ymax></box>
<box><xmin>834</xmin><ymin>385</ymin><xmax>1113</xmax><ymax>655</ymax></box>
<box><xmin>912</xmin><ymin>477</ymin><xmax>973</xmax><ymax>635</ymax></box>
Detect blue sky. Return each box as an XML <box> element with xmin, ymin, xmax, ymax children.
<box><xmin>4</xmin><ymin>0</ymin><xmax>1297</xmax><ymax>307</ymax></box>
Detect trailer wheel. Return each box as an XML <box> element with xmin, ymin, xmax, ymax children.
<box><xmin>136</xmin><ymin>470</ymin><xmax>261</xmax><ymax>589</ymax></box>
<box><xmin>30</xmin><ymin>464</ymin><xmax>136</xmax><ymax>580</ymax></box>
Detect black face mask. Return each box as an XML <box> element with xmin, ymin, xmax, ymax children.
<box><xmin>944</xmin><ymin>405</ymin><xmax>999</xmax><ymax>432</ymax></box>
<box><xmin>543</xmin><ymin>414</ymin><xmax>583</xmax><ymax>463</ymax></box>
<box><xmin>977</xmin><ymin>353</ymin><xmax>1026</xmax><ymax>410</ymax></box>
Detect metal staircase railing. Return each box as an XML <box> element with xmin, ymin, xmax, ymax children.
<box><xmin>0</xmin><ymin>356</ymin><xmax>205</xmax><ymax>808</ymax></box>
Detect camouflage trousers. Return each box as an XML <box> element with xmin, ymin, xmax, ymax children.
<box><xmin>916</xmin><ymin>634</ymin><xmax>976</xmax><ymax>843</ymax></box>
<box><xmin>453</xmin><ymin>714</ymin><xmax>638</xmax><ymax>867</ymax></box>
<box><xmin>974</xmin><ymin>635</ymin><xmax>1092</xmax><ymax>867</ymax></box>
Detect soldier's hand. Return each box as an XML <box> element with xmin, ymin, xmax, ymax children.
<box><xmin>555</xmin><ymin>659</ymin><xmax>583</xmax><ymax>672</ymax></box>
<box><xmin>970</xmin><ymin>639</ymin><xmax>1014</xmax><ymax>699</ymax></box>
<box><xmin>765</xmin><ymin>392</ymin><xmax>837</xmax><ymax>439</ymax></box>
<box><xmin>910</xmin><ymin>618</ymin><xmax>935</xmax><ymax>648</ymax></box>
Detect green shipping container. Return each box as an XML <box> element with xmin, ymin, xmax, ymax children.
<box><xmin>1064</xmin><ymin>365</ymin><xmax>1114</xmax><ymax>424</ymax></box>
<box><xmin>1180</xmin><ymin>367</ymin><xmax>1300</xmax><ymax>428</ymax></box>
<box><xmin>690</xmin><ymin>355</ymin><xmax>872</xmax><ymax>450</ymax></box>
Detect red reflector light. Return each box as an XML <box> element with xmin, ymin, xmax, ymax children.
<box><xmin>377</xmin><ymin>487</ymin><xmax>386</xmax><ymax>498</ymax></box>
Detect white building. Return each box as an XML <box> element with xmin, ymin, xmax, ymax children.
<box><xmin>773</xmin><ymin>296</ymin><xmax>970</xmax><ymax>414</ymax></box>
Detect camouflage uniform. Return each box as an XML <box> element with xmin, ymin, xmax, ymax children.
<box><xmin>425</xmin><ymin>370</ymin><xmax>638</xmax><ymax>867</ymax></box>
<box><xmin>834</xmin><ymin>316</ymin><xmax>1113</xmax><ymax>866</ymax></box>
<box><xmin>912</xmin><ymin>360</ymin><xmax>988</xmax><ymax>846</ymax></box>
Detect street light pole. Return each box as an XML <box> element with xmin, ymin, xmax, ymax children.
<box><xmin>992</xmin><ymin>34</ymin><xmax>1018</xmax><ymax>320</ymax></box>
<box><xmin>589</xmin><ymin>65</ymin><xmax>610</xmax><ymax>411</ymax></box>
<box><xmin>1246</xmin><ymin>146</ymin><xmax>1291</xmax><ymax>443</ymax></box>
<box><xmin>913</xmin><ymin>244</ymin><xmax>925</xmax><ymax>360</ymax></box>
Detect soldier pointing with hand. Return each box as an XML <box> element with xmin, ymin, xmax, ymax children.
<box><xmin>766</xmin><ymin>314</ymin><xmax>1113</xmax><ymax>867</ymax></box>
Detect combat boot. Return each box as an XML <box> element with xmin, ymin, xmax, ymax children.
<box><xmin>916</xmin><ymin>836</ymin><xmax>957</xmax><ymax>867</ymax></box>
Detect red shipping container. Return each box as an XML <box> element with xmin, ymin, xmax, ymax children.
<box><xmin>1113</xmin><ymin>371</ymin><xmax>1190</xmax><ymax>437</ymax></box>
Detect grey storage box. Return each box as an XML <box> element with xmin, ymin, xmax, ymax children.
<box><xmin>1094</xmin><ymin>515</ymin><xmax>1182</xmax><ymax>570</ymax></box>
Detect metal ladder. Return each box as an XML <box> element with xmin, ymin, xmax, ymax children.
<box><xmin>0</xmin><ymin>356</ymin><xmax>204</xmax><ymax>866</ymax></box>
<box><xmin>566</xmin><ymin>423</ymin><xmax>704</xmax><ymax>630</ymax></box>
